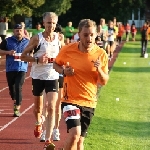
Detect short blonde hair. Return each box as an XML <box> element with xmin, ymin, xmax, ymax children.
<box><xmin>78</xmin><ymin>19</ymin><xmax>97</xmax><ymax>32</ymax></box>
<box><xmin>42</xmin><ymin>12</ymin><xmax>58</xmax><ymax>21</ymax></box>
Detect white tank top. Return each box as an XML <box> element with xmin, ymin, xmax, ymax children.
<box><xmin>30</xmin><ymin>32</ymin><xmax>59</xmax><ymax>80</ymax></box>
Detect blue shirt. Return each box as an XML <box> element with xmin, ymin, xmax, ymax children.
<box><xmin>0</xmin><ymin>36</ymin><xmax>29</xmax><ymax>72</ymax></box>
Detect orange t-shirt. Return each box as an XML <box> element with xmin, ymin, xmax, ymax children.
<box><xmin>117</xmin><ymin>26</ymin><xmax>124</xmax><ymax>37</ymax></box>
<box><xmin>55</xmin><ymin>43</ymin><xmax>108</xmax><ymax>108</ymax></box>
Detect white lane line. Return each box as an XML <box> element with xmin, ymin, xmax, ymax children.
<box><xmin>0</xmin><ymin>103</ymin><xmax>34</xmax><ymax>132</ymax></box>
<box><xmin>0</xmin><ymin>112</ymin><xmax>13</xmax><ymax>114</ymax></box>
<box><xmin>0</xmin><ymin>87</ymin><xmax>8</xmax><ymax>92</ymax></box>
<box><xmin>0</xmin><ymin>109</ymin><xmax>12</xmax><ymax>111</ymax></box>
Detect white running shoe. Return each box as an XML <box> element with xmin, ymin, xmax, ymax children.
<box><xmin>40</xmin><ymin>130</ymin><xmax>46</xmax><ymax>142</ymax></box>
<box><xmin>53</xmin><ymin>129</ymin><xmax>60</xmax><ymax>141</ymax></box>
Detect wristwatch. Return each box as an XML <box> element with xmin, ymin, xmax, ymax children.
<box><xmin>34</xmin><ymin>57</ymin><xmax>39</xmax><ymax>64</ymax></box>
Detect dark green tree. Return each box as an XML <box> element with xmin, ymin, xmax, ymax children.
<box><xmin>33</xmin><ymin>0</ymin><xmax>72</xmax><ymax>16</ymax></box>
<box><xmin>59</xmin><ymin>0</ymin><xmax>146</xmax><ymax>27</ymax></box>
<box><xmin>0</xmin><ymin>0</ymin><xmax>72</xmax><ymax>17</ymax></box>
<box><xmin>0</xmin><ymin>0</ymin><xmax>45</xmax><ymax>17</ymax></box>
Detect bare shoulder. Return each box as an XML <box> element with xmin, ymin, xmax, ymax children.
<box><xmin>29</xmin><ymin>35</ymin><xmax>39</xmax><ymax>46</ymax></box>
<box><xmin>22</xmin><ymin>35</ymin><xmax>39</xmax><ymax>54</ymax></box>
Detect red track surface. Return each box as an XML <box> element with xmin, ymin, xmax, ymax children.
<box><xmin>0</xmin><ymin>43</ymin><xmax>123</xmax><ymax>150</ymax></box>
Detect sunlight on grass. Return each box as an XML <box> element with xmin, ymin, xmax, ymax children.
<box><xmin>84</xmin><ymin>42</ymin><xmax>150</xmax><ymax>150</ymax></box>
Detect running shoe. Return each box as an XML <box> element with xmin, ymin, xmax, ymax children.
<box><xmin>13</xmin><ymin>109</ymin><xmax>20</xmax><ymax>117</ymax></box>
<box><xmin>53</xmin><ymin>129</ymin><xmax>60</xmax><ymax>141</ymax></box>
<box><xmin>34</xmin><ymin>115</ymin><xmax>45</xmax><ymax>138</ymax></box>
<box><xmin>40</xmin><ymin>130</ymin><xmax>46</xmax><ymax>142</ymax></box>
<box><xmin>34</xmin><ymin>123</ymin><xmax>43</xmax><ymax>138</ymax></box>
<box><xmin>43</xmin><ymin>140</ymin><xmax>55</xmax><ymax>150</ymax></box>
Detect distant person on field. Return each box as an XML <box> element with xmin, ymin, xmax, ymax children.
<box><xmin>98</xmin><ymin>18</ymin><xmax>108</xmax><ymax>50</ymax></box>
<box><xmin>125</xmin><ymin>22</ymin><xmax>131</xmax><ymax>41</ymax></box>
<box><xmin>20</xmin><ymin>22</ymin><xmax>30</xmax><ymax>39</ymax></box>
<box><xmin>32</xmin><ymin>22</ymin><xmax>44</xmax><ymax>36</ymax></box>
<box><xmin>0</xmin><ymin>17</ymin><xmax>8</xmax><ymax>41</ymax></box>
<box><xmin>113</xmin><ymin>17</ymin><xmax>118</xmax><ymax>51</ymax></box>
<box><xmin>140</xmin><ymin>22</ymin><xmax>150</xmax><ymax>57</ymax></box>
<box><xmin>131</xmin><ymin>24</ymin><xmax>137</xmax><ymax>41</ymax></box>
<box><xmin>117</xmin><ymin>23</ymin><xmax>125</xmax><ymax>45</ymax></box>
<box><xmin>107</xmin><ymin>20</ymin><xmax>116</xmax><ymax>60</ymax></box>
<box><xmin>65</xmin><ymin>21</ymin><xmax>74</xmax><ymax>44</ymax></box>
<box><xmin>95</xmin><ymin>24</ymin><xmax>104</xmax><ymax>48</ymax></box>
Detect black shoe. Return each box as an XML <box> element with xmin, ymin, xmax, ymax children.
<box><xmin>13</xmin><ymin>109</ymin><xmax>20</xmax><ymax>117</ymax></box>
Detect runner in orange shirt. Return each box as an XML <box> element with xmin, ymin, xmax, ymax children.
<box><xmin>53</xmin><ymin>19</ymin><xmax>109</xmax><ymax>150</ymax></box>
<box><xmin>117</xmin><ymin>23</ymin><xmax>125</xmax><ymax>45</ymax></box>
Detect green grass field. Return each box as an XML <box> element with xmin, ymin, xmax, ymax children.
<box><xmin>84</xmin><ymin>42</ymin><xmax>150</xmax><ymax>150</ymax></box>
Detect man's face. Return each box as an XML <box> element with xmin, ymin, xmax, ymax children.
<box><xmin>100</xmin><ymin>19</ymin><xmax>105</xmax><ymax>26</ymax></box>
<box><xmin>144</xmin><ymin>23</ymin><xmax>147</xmax><ymax>27</ymax></box>
<box><xmin>43</xmin><ymin>16</ymin><xmax>57</xmax><ymax>33</ymax></box>
<box><xmin>109</xmin><ymin>22</ymin><xmax>114</xmax><ymax>28</ymax></box>
<box><xmin>79</xmin><ymin>26</ymin><xmax>97</xmax><ymax>49</ymax></box>
<box><xmin>13</xmin><ymin>29</ymin><xmax>24</xmax><ymax>39</ymax></box>
<box><xmin>21</xmin><ymin>23</ymin><xmax>25</xmax><ymax>28</ymax></box>
<box><xmin>36</xmin><ymin>24</ymin><xmax>41</xmax><ymax>30</ymax></box>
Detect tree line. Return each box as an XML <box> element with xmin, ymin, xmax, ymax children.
<box><xmin>0</xmin><ymin>0</ymin><xmax>146</xmax><ymax>28</ymax></box>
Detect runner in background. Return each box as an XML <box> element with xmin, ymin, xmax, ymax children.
<box><xmin>54</xmin><ymin>19</ymin><xmax>109</xmax><ymax>150</ymax></box>
<box><xmin>65</xmin><ymin>21</ymin><xmax>74</xmax><ymax>44</ymax></box>
<box><xmin>95</xmin><ymin>24</ymin><xmax>103</xmax><ymax>48</ymax></box>
<box><xmin>125</xmin><ymin>22</ymin><xmax>131</xmax><ymax>42</ymax></box>
<box><xmin>140</xmin><ymin>22</ymin><xmax>150</xmax><ymax>57</ymax></box>
<box><xmin>98</xmin><ymin>18</ymin><xmax>108</xmax><ymax>50</ymax></box>
<box><xmin>32</xmin><ymin>22</ymin><xmax>45</xmax><ymax>36</ymax></box>
<box><xmin>107</xmin><ymin>20</ymin><xmax>115</xmax><ymax>60</ymax></box>
<box><xmin>20</xmin><ymin>22</ymin><xmax>30</xmax><ymax>39</ymax></box>
<box><xmin>0</xmin><ymin>24</ymin><xmax>29</xmax><ymax>117</ymax></box>
<box><xmin>131</xmin><ymin>24</ymin><xmax>137</xmax><ymax>41</ymax></box>
<box><xmin>113</xmin><ymin>17</ymin><xmax>118</xmax><ymax>51</ymax></box>
<box><xmin>117</xmin><ymin>23</ymin><xmax>125</xmax><ymax>46</ymax></box>
<box><xmin>0</xmin><ymin>17</ymin><xmax>8</xmax><ymax>41</ymax></box>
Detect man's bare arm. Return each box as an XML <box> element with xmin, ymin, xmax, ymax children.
<box><xmin>53</xmin><ymin>62</ymin><xmax>64</xmax><ymax>74</ymax></box>
<box><xmin>0</xmin><ymin>49</ymin><xmax>15</xmax><ymax>56</ymax></box>
<box><xmin>21</xmin><ymin>35</ymin><xmax>38</xmax><ymax>62</ymax></box>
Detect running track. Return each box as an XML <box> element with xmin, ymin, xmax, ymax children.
<box><xmin>0</xmin><ymin>43</ymin><xmax>123</xmax><ymax>150</ymax></box>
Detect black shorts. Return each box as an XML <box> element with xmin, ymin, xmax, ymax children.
<box><xmin>108</xmin><ymin>41</ymin><xmax>114</xmax><ymax>46</ymax></box>
<box><xmin>32</xmin><ymin>79</ymin><xmax>58</xmax><ymax>96</ymax></box>
<box><xmin>61</xmin><ymin>102</ymin><xmax>95</xmax><ymax>137</ymax></box>
<box><xmin>58</xmin><ymin>76</ymin><xmax>64</xmax><ymax>88</ymax></box>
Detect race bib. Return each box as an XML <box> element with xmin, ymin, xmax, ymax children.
<box><xmin>14</xmin><ymin>53</ymin><xmax>22</xmax><ymax>61</ymax></box>
<box><xmin>48</xmin><ymin>58</ymin><xmax>55</xmax><ymax>63</ymax></box>
<box><xmin>63</xmin><ymin>105</ymin><xmax>80</xmax><ymax>121</ymax></box>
